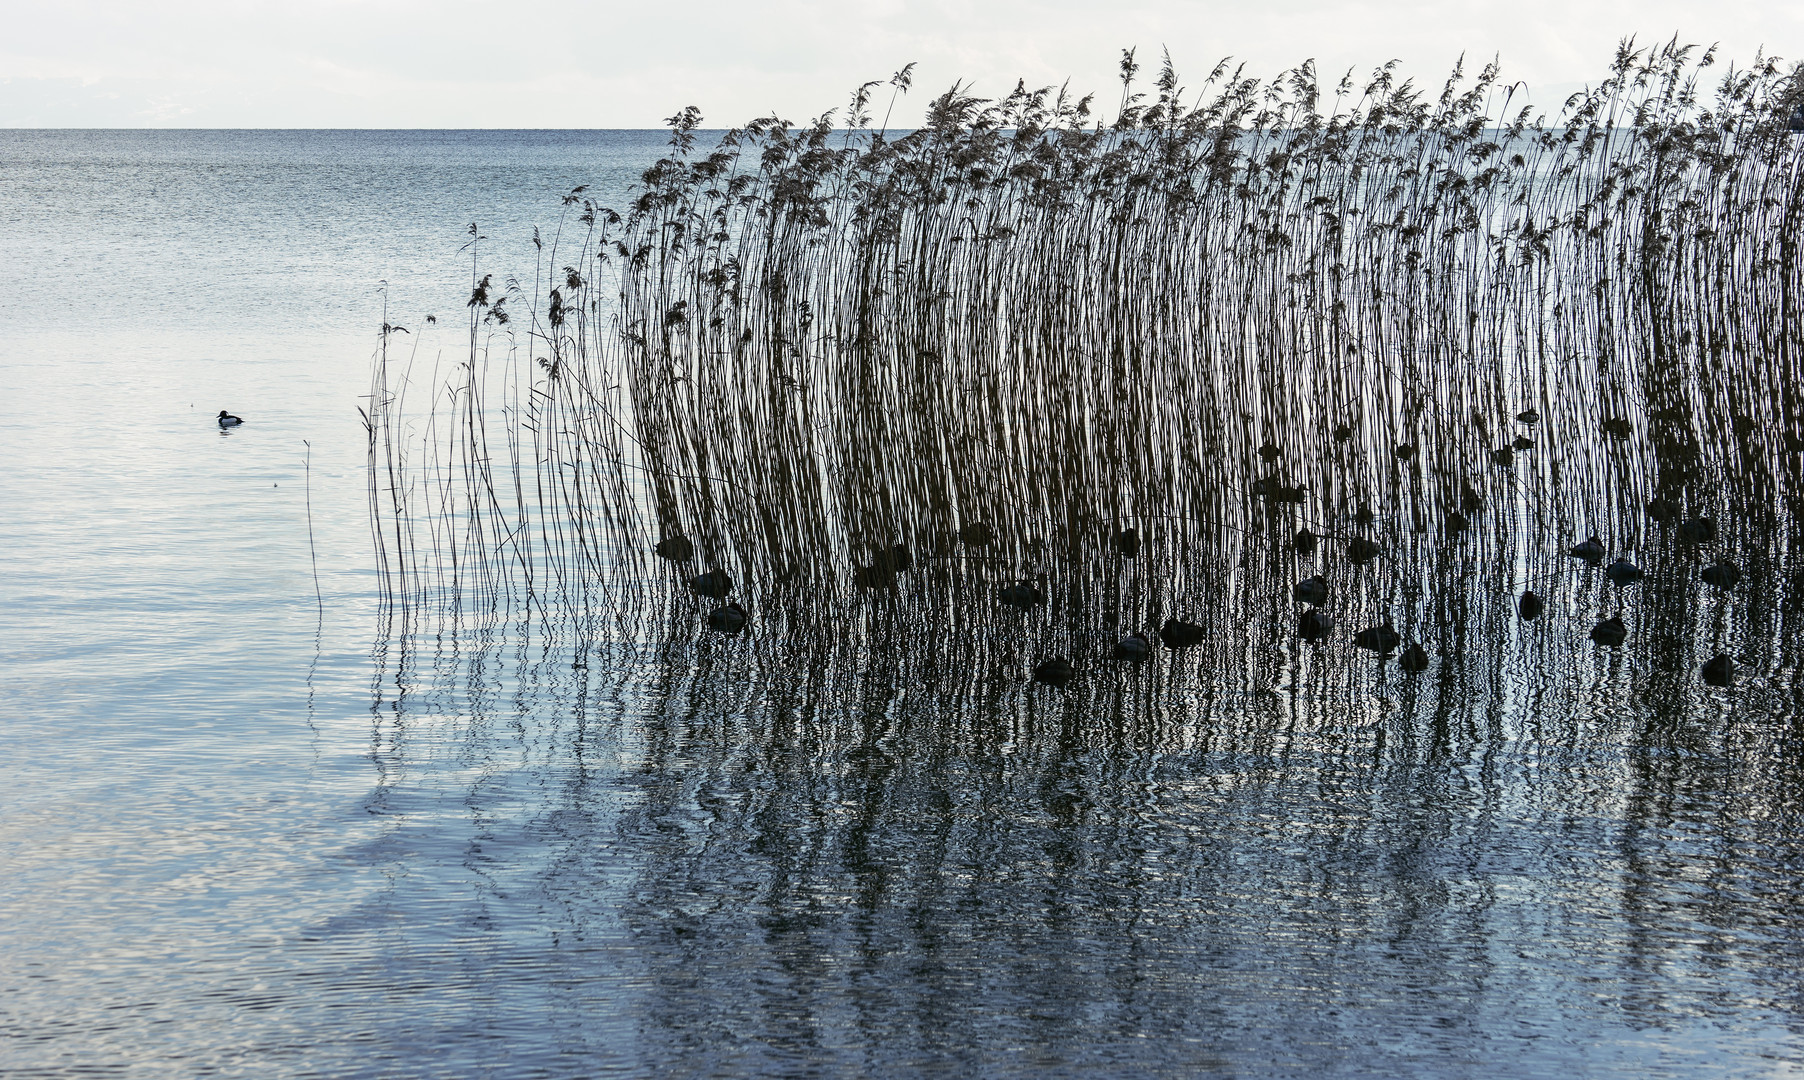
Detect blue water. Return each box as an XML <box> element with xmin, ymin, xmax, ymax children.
<box><xmin>4</xmin><ymin>129</ymin><xmax>1804</xmax><ymax>1078</ymax></box>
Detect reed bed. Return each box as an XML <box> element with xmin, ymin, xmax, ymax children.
<box><xmin>366</xmin><ymin>40</ymin><xmax>1804</xmax><ymax>664</ymax></box>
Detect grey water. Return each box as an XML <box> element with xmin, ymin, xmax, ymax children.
<box><xmin>3</xmin><ymin>129</ymin><xmax>1804</xmax><ymax>1078</ymax></box>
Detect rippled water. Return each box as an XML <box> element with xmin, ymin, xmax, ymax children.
<box><xmin>4</xmin><ymin>130</ymin><xmax>1804</xmax><ymax>1078</ymax></box>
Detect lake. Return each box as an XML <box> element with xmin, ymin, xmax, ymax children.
<box><xmin>3</xmin><ymin>128</ymin><xmax>1803</xmax><ymax>1078</ymax></box>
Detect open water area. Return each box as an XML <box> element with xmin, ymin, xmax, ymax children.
<box><xmin>4</xmin><ymin>129</ymin><xmax>1804</xmax><ymax>1077</ymax></box>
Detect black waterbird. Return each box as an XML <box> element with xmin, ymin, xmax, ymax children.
<box><xmin>1293</xmin><ymin>528</ymin><xmax>1317</xmax><ymax>554</ymax></box>
<box><xmin>1398</xmin><ymin>643</ymin><xmax>1430</xmax><ymax>672</ymax></box>
<box><xmin>1511</xmin><ymin>435</ymin><xmax>1534</xmax><ymax>451</ymax></box>
<box><xmin>217</xmin><ymin>410</ymin><xmax>243</xmax><ymax>427</ymax></box>
<box><xmin>689</xmin><ymin>568</ymin><xmax>733</xmax><ymax>598</ymax></box>
<box><xmin>1570</xmin><ymin>536</ymin><xmax>1606</xmax><ymax>564</ymax></box>
<box><xmin>1034</xmin><ymin>658</ymin><xmax>1075</xmax><ymax>688</ymax></box>
<box><xmin>958</xmin><ymin>522</ymin><xmax>994</xmax><ymax>547</ymax></box>
<box><xmin>1701</xmin><ymin>561</ymin><xmax>1740</xmax><ymax>589</ymax></box>
<box><xmin>1159</xmin><ymin>618</ymin><xmax>1205</xmax><ymax>649</ymax></box>
<box><xmin>1298</xmin><ymin>608</ymin><xmax>1335</xmax><ymax>642</ymax></box>
<box><xmin>999</xmin><ymin>580</ymin><xmax>1046</xmax><ymax>611</ymax></box>
<box><xmin>1590</xmin><ymin>616</ymin><xmax>1627</xmax><ymax>647</ymax></box>
<box><xmin>1354</xmin><ymin>622</ymin><xmax>1401</xmax><ymax>654</ymax></box>
<box><xmin>1517</xmin><ymin>409</ymin><xmax>1539</xmax><ymax>424</ymax></box>
<box><xmin>1446</xmin><ymin>512</ymin><xmax>1470</xmax><ymax>535</ymax></box>
<box><xmin>854</xmin><ymin>564</ymin><xmax>896</xmax><ymax>590</ymax></box>
<box><xmin>1518</xmin><ymin>590</ymin><xmax>1544</xmax><ymax>620</ymax></box>
<box><xmin>1679</xmin><ymin>516</ymin><xmax>1717</xmax><ymax>544</ymax></box>
<box><xmin>1604</xmin><ymin>558</ymin><xmax>1643</xmax><ymax>586</ymax></box>
<box><xmin>705</xmin><ymin>601</ymin><xmax>748</xmax><ymax>635</ymax></box>
<box><xmin>1113</xmin><ymin>634</ymin><xmax>1151</xmax><ymax>662</ymax></box>
<box><xmin>1293</xmin><ymin>575</ymin><xmax>1327</xmax><ymax>606</ymax></box>
<box><xmin>1258</xmin><ymin>442</ymin><xmax>1281</xmax><ymax>463</ymax></box>
<box><xmin>1111</xmin><ymin>528</ymin><xmax>1140</xmax><ymax>557</ymax></box>
<box><xmin>654</xmin><ymin>535</ymin><xmax>694</xmax><ymax>561</ymax></box>
<box><xmin>1348</xmin><ymin>538</ymin><xmax>1381</xmax><ymax>566</ymax></box>
<box><xmin>1702</xmin><ymin>653</ymin><xmax>1735</xmax><ymax>686</ymax></box>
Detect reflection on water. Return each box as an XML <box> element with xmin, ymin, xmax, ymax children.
<box><xmin>343</xmin><ymin>529</ymin><xmax>1804</xmax><ymax>1075</ymax></box>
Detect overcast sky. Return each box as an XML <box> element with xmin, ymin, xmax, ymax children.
<box><xmin>1</xmin><ymin>0</ymin><xmax>1797</xmax><ymax>128</ymax></box>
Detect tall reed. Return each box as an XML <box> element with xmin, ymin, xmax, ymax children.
<box><xmin>367</xmin><ymin>40</ymin><xmax>1804</xmax><ymax>639</ymax></box>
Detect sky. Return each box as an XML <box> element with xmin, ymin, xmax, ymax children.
<box><xmin>1</xmin><ymin>0</ymin><xmax>1797</xmax><ymax>128</ymax></box>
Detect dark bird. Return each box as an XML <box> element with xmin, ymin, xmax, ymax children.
<box><xmin>1679</xmin><ymin>517</ymin><xmax>1717</xmax><ymax>544</ymax></box>
<box><xmin>1160</xmin><ymin>618</ymin><xmax>1206</xmax><ymax>649</ymax></box>
<box><xmin>1790</xmin><ymin>105</ymin><xmax>1804</xmax><ymax>133</ymax></box>
<box><xmin>1701</xmin><ymin>561</ymin><xmax>1740</xmax><ymax>589</ymax></box>
<box><xmin>1298</xmin><ymin>608</ymin><xmax>1335</xmax><ymax>642</ymax></box>
<box><xmin>1348</xmin><ymin>538</ymin><xmax>1381</xmax><ymax>566</ymax></box>
<box><xmin>1518</xmin><ymin>590</ymin><xmax>1544</xmax><ymax>620</ymax></box>
<box><xmin>1602</xmin><ymin>417</ymin><xmax>1633</xmax><ymax>440</ymax></box>
<box><xmin>1395</xmin><ymin>443</ymin><xmax>1416</xmax><ymax>461</ymax></box>
<box><xmin>854</xmin><ymin>564</ymin><xmax>896</xmax><ymax>590</ymax></box>
<box><xmin>654</xmin><ymin>535</ymin><xmax>694</xmax><ymax>561</ymax></box>
<box><xmin>1446</xmin><ymin>512</ymin><xmax>1470</xmax><ymax>535</ymax></box>
<box><xmin>1294</xmin><ymin>575</ymin><xmax>1328</xmax><ymax>606</ymax></box>
<box><xmin>1398</xmin><ymin>643</ymin><xmax>1430</xmax><ymax>672</ymax></box>
<box><xmin>688</xmin><ymin>568</ymin><xmax>733</xmax><ymax>598</ymax></box>
<box><xmin>1492</xmin><ymin>445</ymin><xmax>1514</xmax><ymax>467</ymax></box>
<box><xmin>874</xmin><ymin>543</ymin><xmax>913</xmax><ymax>574</ymax></box>
<box><xmin>1272</xmin><ymin>484</ymin><xmax>1306</xmax><ymax>505</ymax></box>
<box><xmin>1460</xmin><ymin>483</ymin><xmax>1482</xmax><ymax>513</ymax></box>
<box><xmin>1111</xmin><ymin>528</ymin><xmax>1140</xmax><ymax>557</ymax></box>
<box><xmin>1517</xmin><ymin>409</ymin><xmax>1539</xmax><ymax>424</ymax></box>
<box><xmin>1354</xmin><ymin>621</ymin><xmax>1401</xmax><ymax>654</ymax></box>
<box><xmin>999</xmin><ymin>580</ymin><xmax>1045</xmax><ymax>611</ymax></box>
<box><xmin>1258</xmin><ymin>442</ymin><xmax>1281</xmax><ymax>463</ymax></box>
<box><xmin>1511</xmin><ymin>435</ymin><xmax>1534</xmax><ymax>451</ymax></box>
<box><xmin>1590</xmin><ymin>616</ymin><xmax>1627</xmax><ymax>647</ymax></box>
<box><xmin>1570</xmin><ymin>536</ymin><xmax>1606</xmax><ymax>564</ymax></box>
<box><xmin>1702</xmin><ymin>653</ymin><xmax>1735</xmax><ymax>686</ymax></box>
<box><xmin>1333</xmin><ymin>423</ymin><xmax>1353</xmax><ymax>443</ymax></box>
<box><xmin>217</xmin><ymin>410</ymin><xmax>244</xmax><ymax>427</ymax></box>
<box><xmin>1033</xmin><ymin>657</ymin><xmax>1075</xmax><ymax>688</ymax></box>
<box><xmin>1646</xmin><ymin>499</ymin><xmax>1678</xmax><ymax>523</ymax></box>
<box><xmin>1604</xmin><ymin>558</ymin><xmax>1643</xmax><ymax>586</ymax></box>
<box><xmin>1294</xmin><ymin>528</ymin><xmax>1317</xmax><ymax>555</ymax></box>
<box><xmin>705</xmin><ymin>601</ymin><xmax>748</xmax><ymax>635</ymax></box>
<box><xmin>1113</xmin><ymin>634</ymin><xmax>1151</xmax><ymax>662</ymax></box>
<box><xmin>958</xmin><ymin>522</ymin><xmax>994</xmax><ymax>547</ymax></box>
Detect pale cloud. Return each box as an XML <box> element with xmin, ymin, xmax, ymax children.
<box><xmin>0</xmin><ymin>0</ymin><xmax>1797</xmax><ymax>126</ymax></box>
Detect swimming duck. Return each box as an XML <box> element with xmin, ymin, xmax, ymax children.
<box><xmin>854</xmin><ymin>564</ymin><xmax>896</xmax><ymax>590</ymax></box>
<box><xmin>1111</xmin><ymin>528</ymin><xmax>1140</xmax><ymax>557</ymax></box>
<box><xmin>1113</xmin><ymin>634</ymin><xmax>1151</xmax><ymax>662</ymax></box>
<box><xmin>1293</xmin><ymin>528</ymin><xmax>1317</xmax><ymax>554</ymax></box>
<box><xmin>1398</xmin><ymin>643</ymin><xmax>1430</xmax><ymax>672</ymax></box>
<box><xmin>688</xmin><ymin>568</ymin><xmax>733</xmax><ymax>598</ymax></box>
<box><xmin>1570</xmin><ymin>536</ymin><xmax>1606</xmax><ymax>564</ymax></box>
<box><xmin>705</xmin><ymin>601</ymin><xmax>748</xmax><ymax>635</ymax></box>
<box><xmin>1590</xmin><ymin>616</ymin><xmax>1627</xmax><ymax>647</ymax></box>
<box><xmin>654</xmin><ymin>535</ymin><xmax>695</xmax><ymax>561</ymax></box>
<box><xmin>958</xmin><ymin>522</ymin><xmax>994</xmax><ymax>547</ymax></box>
<box><xmin>1353</xmin><ymin>621</ymin><xmax>1401</xmax><ymax>654</ymax></box>
<box><xmin>1679</xmin><ymin>517</ymin><xmax>1717</xmax><ymax>544</ymax></box>
<box><xmin>999</xmin><ymin>580</ymin><xmax>1046</xmax><ymax>611</ymax></box>
<box><xmin>873</xmin><ymin>543</ymin><xmax>913</xmax><ymax>574</ymax></box>
<box><xmin>217</xmin><ymin>410</ymin><xmax>244</xmax><ymax>427</ymax></box>
<box><xmin>1293</xmin><ymin>575</ymin><xmax>1328</xmax><ymax>606</ymax></box>
<box><xmin>1446</xmin><ymin>512</ymin><xmax>1470</xmax><ymax>535</ymax></box>
<box><xmin>1348</xmin><ymin>538</ymin><xmax>1381</xmax><ymax>566</ymax></box>
<box><xmin>1298</xmin><ymin>608</ymin><xmax>1335</xmax><ymax>642</ymax></box>
<box><xmin>1033</xmin><ymin>658</ymin><xmax>1075</xmax><ymax>688</ymax></box>
<box><xmin>1518</xmin><ymin>590</ymin><xmax>1545</xmax><ymax>620</ymax></box>
<box><xmin>1604</xmin><ymin>558</ymin><xmax>1643</xmax><ymax>586</ymax></box>
<box><xmin>1700</xmin><ymin>561</ymin><xmax>1740</xmax><ymax>589</ymax></box>
<box><xmin>1159</xmin><ymin>618</ymin><xmax>1205</xmax><ymax>649</ymax></box>
<box><xmin>1702</xmin><ymin>653</ymin><xmax>1735</xmax><ymax>686</ymax></box>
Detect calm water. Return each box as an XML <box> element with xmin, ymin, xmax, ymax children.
<box><xmin>4</xmin><ymin>129</ymin><xmax>1804</xmax><ymax>1078</ymax></box>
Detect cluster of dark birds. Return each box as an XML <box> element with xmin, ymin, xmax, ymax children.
<box><xmin>655</xmin><ymin>499</ymin><xmax>1744</xmax><ymax>692</ymax></box>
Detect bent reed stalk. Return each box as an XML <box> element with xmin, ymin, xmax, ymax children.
<box><xmin>367</xmin><ymin>40</ymin><xmax>1804</xmax><ymax>645</ymax></box>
